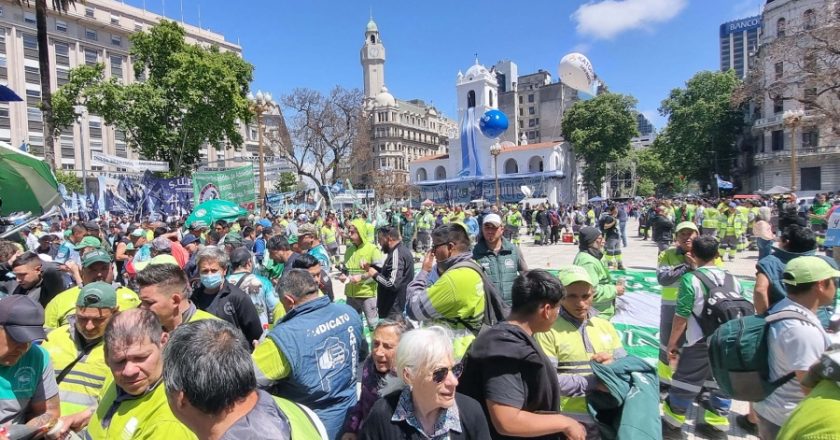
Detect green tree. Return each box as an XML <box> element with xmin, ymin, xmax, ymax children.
<box><xmin>52</xmin><ymin>21</ymin><xmax>254</xmax><ymax>175</ymax></box>
<box><xmin>273</xmin><ymin>172</ymin><xmax>298</xmax><ymax>193</ymax></box>
<box><xmin>54</xmin><ymin>169</ymin><xmax>82</xmax><ymax>194</ymax></box>
<box><xmin>16</xmin><ymin>0</ymin><xmax>78</xmax><ymax>168</ymax></box>
<box><xmin>654</xmin><ymin>71</ymin><xmax>744</xmax><ymax>190</ymax></box>
<box><xmin>561</xmin><ymin>93</ymin><xmax>638</xmax><ymax>193</ymax></box>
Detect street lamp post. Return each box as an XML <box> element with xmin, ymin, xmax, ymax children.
<box><xmin>73</xmin><ymin>105</ymin><xmax>88</xmax><ymax>197</ymax></box>
<box><xmin>783</xmin><ymin>109</ymin><xmax>805</xmax><ymax>192</ymax></box>
<box><xmin>490</xmin><ymin>140</ymin><xmax>502</xmax><ymax>208</ymax></box>
<box><xmin>248</xmin><ymin>90</ymin><xmax>278</xmax><ymax>218</ymax></box>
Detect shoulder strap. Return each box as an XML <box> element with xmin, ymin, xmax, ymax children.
<box><xmin>56</xmin><ymin>343</ymin><xmax>96</xmax><ymax>384</ymax></box>
<box><xmin>765</xmin><ymin>309</ymin><xmax>818</xmax><ymax>325</ymax></box>
<box><xmin>235</xmin><ymin>273</ymin><xmax>250</xmax><ymax>289</ymax></box>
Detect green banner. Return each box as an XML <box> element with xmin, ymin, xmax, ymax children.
<box><xmin>192</xmin><ymin>165</ymin><xmax>256</xmax><ymax>210</ymax></box>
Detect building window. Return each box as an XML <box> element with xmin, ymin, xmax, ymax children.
<box><xmin>529</xmin><ymin>119</ymin><xmax>536</xmax><ymax>128</ymax></box>
<box><xmin>0</xmin><ymin>104</ymin><xmax>10</xmax><ymax>130</ymax></box>
<box><xmin>467</xmin><ymin>90</ymin><xmax>475</xmax><ymax>108</ymax></box>
<box><xmin>776</xmin><ymin>17</ymin><xmax>786</xmax><ymax>37</ymax></box>
<box><xmin>24</xmin><ymin>66</ymin><xmax>40</xmax><ymax>84</ymax></box>
<box><xmin>0</xmin><ymin>6</ymin><xmax>3</xmax><ymax>16</ymax></box>
<box><xmin>134</xmin><ymin>24</ymin><xmax>143</xmax><ymax>32</ymax></box>
<box><xmin>54</xmin><ymin>41</ymin><xmax>70</xmax><ymax>66</ymax></box>
<box><xmin>774</xmin><ymin>62</ymin><xmax>783</xmax><ymax>80</ymax></box>
<box><xmin>803</xmin><ymin>9</ymin><xmax>816</xmax><ymax>30</ymax></box>
<box><xmin>802</xmin><ymin>129</ymin><xmax>818</xmax><ymax>148</ymax></box>
<box><xmin>24</xmin><ymin>12</ymin><xmax>36</xmax><ymax>24</ymax></box>
<box><xmin>84</xmin><ymin>48</ymin><xmax>98</xmax><ymax>65</ymax></box>
<box><xmin>85</xmin><ymin>7</ymin><xmax>95</xmax><ymax>18</ymax></box>
<box><xmin>803</xmin><ymin>88</ymin><xmax>816</xmax><ymax>110</ymax></box>
<box><xmin>518</xmin><ymin>95</ymin><xmax>522</xmax><ymax>104</ymax></box>
<box><xmin>801</xmin><ymin>167</ymin><xmax>821</xmax><ymax>190</ymax></box>
<box><xmin>771</xmin><ymin>129</ymin><xmax>784</xmax><ymax>151</ymax></box>
<box><xmin>528</xmin><ymin>156</ymin><xmax>543</xmax><ymax>172</ymax></box>
<box><xmin>85</xmin><ymin>28</ymin><xmax>97</xmax><ymax>41</ymax></box>
<box><xmin>518</xmin><ymin>108</ymin><xmax>523</xmax><ymax>116</ymax></box>
<box><xmin>88</xmin><ymin>119</ymin><xmax>102</xmax><ymax>138</ymax></box>
<box><xmin>111</xmin><ymin>35</ymin><xmax>121</xmax><ymax>46</ymax></box>
<box><xmin>773</xmin><ymin>97</ymin><xmax>784</xmax><ymax>114</ymax></box>
<box><xmin>22</xmin><ymin>33</ymin><xmax>38</xmax><ymax>59</ymax></box>
<box><xmin>434</xmin><ymin>166</ymin><xmax>446</xmax><ymax>180</ymax></box>
<box><xmin>110</xmin><ymin>14</ymin><xmax>120</xmax><ymax>25</ymax></box>
<box><xmin>61</xmin><ymin>164</ymin><xmax>74</xmax><ymax>170</ymax></box>
<box><xmin>528</xmin><ymin>106</ymin><xmax>535</xmax><ymax>115</ymax></box>
<box><xmin>110</xmin><ymin>56</ymin><xmax>123</xmax><ymax>81</ymax></box>
<box><xmin>56</xmin><ymin>67</ymin><xmax>69</xmax><ymax>86</ymax></box>
<box><xmin>55</xmin><ymin>20</ymin><xmax>67</xmax><ymax>32</ymax></box>
<box><xmin>528</xmin><ymin>94</ymin><xmax>534</xmax><ymax>103</ymax></box>
<box><xmin>504</xmin><ymin>158</ymin><xmax>518</xmax><ymax>174</ymax></box>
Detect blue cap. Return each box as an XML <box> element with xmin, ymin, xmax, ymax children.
<box><xmin>180</xmin><ymin>234</ymin><xmax>199</xmax><ymax>247</ymax></box>
<box><xmin>258</xmin><ymin>219</ymin><xmax>271</xmax><ymax>228</ymax></box>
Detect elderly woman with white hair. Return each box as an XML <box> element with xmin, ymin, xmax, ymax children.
<box><xmin>191</xmin><ymin>245</ymin><xmax>263</xmax><ymax>350</ymax></box>
<box><xmin>753</xmin><ymin>206</ymin><xmax>775</xmax><ymax>260</ymax></box>
<box><xmin>359</xmin><ymin>326</ymin><xmax>490</xmax><ymax>439</ymax></box>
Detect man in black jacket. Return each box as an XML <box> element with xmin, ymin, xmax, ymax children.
<box><xmin>458</xmin><ymin>270</ymin><xmax>586</xmax><ymax>440</ymax></box>
<box><xmin>365</xmin><ymin>225</ymin><xmax>414</xmax><ymax>321</ymax></box>
<box><xmin>10</xmin><ymin>251</ymin><xmax>69</xmax><ymax>308</ymax></box>
<box><xmin>650</xmin><ymin>206</ymin><xmax>675</xmax><ymax>253</ymax></box>
<box><xmin>191</xmin><ymin>245</ymin><xmax>263</xmax><ymax>350</ymax></box>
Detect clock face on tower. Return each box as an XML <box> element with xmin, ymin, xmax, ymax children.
<box><xmin>369</xmin><ymin>46</ymin><xmax>381</xmax><ymax>58</ymax></box>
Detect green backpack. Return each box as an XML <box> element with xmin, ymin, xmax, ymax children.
<box><xmin>707</xmin><ymin>310</ymin><xmax>814</xmax><ymax>402</ymax></box>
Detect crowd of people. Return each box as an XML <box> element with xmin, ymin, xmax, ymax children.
<box><xmin>0</xmin><ymin>191</ymin><xmax>836</xmax><ymax>439</ymax></box>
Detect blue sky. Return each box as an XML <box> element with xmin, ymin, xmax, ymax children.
<box><xmin>124</xmin><ymin>0</ymin><xmax>766</xmax><ymax>130</ymax></box>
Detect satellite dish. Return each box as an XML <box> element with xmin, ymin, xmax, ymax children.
<box><xmin>558</xmin><ymin>53</ymin><xmax>595</xmax><ymax>94</ymax></box>
<box><xmin>521</xmin><ymin>186</ymin><xmax>533</xmax><ymax>198</ymax></box>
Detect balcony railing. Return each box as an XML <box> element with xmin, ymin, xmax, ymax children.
<box><xmin>754</xmin><ymin>145</ymin><xmax>840</xmax><ymax>161</ymax></box>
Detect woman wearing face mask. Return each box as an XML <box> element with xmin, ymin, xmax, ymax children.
<box><xmin>192</xmin><ymin>245</ymin><xmax>263</xmax><ymax>351</ymax></box>
<box><xmin>359</xmin><ymin>326</ymin><xmax>490</xmax><ymax>439</ymax></box>
<box><xmin>341</xmin><ymin>320</ymin><xmax>406</xmax><ymax>440</ymax></box>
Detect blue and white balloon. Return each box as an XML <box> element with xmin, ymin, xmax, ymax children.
<box><xmin>479</xmin><ymin>109</ymin><xmax>509</xmax><ymax>138</ymax></box>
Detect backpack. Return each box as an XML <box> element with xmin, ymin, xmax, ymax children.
<box><xmin>691</xmin><ymin>270</ymin><xmax>755</xmax><ymax>337</ymax></box>
<box><xmin>446</xmin><ymin>260</ymin><xmax>510</xmax><ymax>336</ymax></box>
<box><xmin>707</xmin><ymin>310</ymin><xmax>815</xmax><ymax>401</ymax></box>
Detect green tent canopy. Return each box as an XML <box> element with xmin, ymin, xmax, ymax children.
<box><xmin>185</xmin><ymin>199</ymin><xmax>248</xmax><ymax>229</ymax></box>
<box><xmin>0</xmin><ymin>141</ymin><xmax>61</xmax><ymax>216</ymax></box>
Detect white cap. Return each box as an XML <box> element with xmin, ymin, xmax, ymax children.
<box><xmin>483</xmin><ymin>213</ymin><xmax>502</xmax><ymax>226</ymax></box>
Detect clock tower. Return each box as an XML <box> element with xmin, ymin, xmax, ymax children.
<box><xmin>361</xmin><ymin>18</ymin><xmax>385</xmax><ymax>100</ymax></box>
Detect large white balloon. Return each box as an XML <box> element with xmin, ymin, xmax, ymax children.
<box><xmin>558</xmin><ymin>53</ymin><xmax>595</xmax><ymax>93</ymax></box>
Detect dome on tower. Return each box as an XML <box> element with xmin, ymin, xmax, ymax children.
<box><xmin>366</xmin><ymin>19</ymin><xmax>378</xmax><ymax>32</ymax></box>
<box><xmin>465</xmin><ymin>60</ymin><xmax>490</xmax><ymax>80</ymax></box>
<box><xmin>375</xmin><ymin>86</ymin><xmax>396</xmax><ymax>107</ymax></box>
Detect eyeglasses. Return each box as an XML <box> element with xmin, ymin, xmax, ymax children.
<box><xmin>431</xmin><ymin>242</ymin><xmax>450</xmax><ymax>251</ymax></box>
<box><xmin>432</xmin><ymin>363</ymin><xmax>463</xmax><ymax>383</ymax></box>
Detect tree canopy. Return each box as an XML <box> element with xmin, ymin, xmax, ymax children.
<box><xmin>653</xmin><ymin>70</ymin><xmax>744</xmax><ymax>189</ymax></box>
<box><xmin>561</xmin><ymin>93</ymin><xmax>638</xmax><ymax>194</ymax></box>
<box><xmin>52</xmin><ymin>20</ymin><xmax>254</xmax><ymax>175</ymax></box>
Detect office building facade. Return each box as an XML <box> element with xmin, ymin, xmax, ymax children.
<box><xmin>720</xmin><ymin>15</ymin><xmax>761</xmax><ymax>78</ymax></box>
<box><xmin>0</xmin><ymin>0</ymin><xmax>257</xmax><ymax>175</ymax></box>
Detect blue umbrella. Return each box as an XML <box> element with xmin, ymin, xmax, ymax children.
<box><xmin>0</xmin><ymin>84</ymin><xmax>22</xmax><ymax>102</ymax></box>
<box><xmin>588</xmin><ymin>196</ymin><xmax>604</xmax><ymax>202</ymax></box>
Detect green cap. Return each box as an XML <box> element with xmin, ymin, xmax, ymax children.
<box><xmin>74</xmin><ymin>236</ymin><xmax>102</xmax><ymax>250</ymax></box>
<box><xmin>783</xmin><ymin>256</ymin><xmax>840</xmax><ymax>286</ymax></box>
<box><xmin>125</xmin><ymin>243</ymin><xmax>135</xmax><ymax>251</ymax></box>
<box><xmin>81</xmin><ymin>249</ymin><xmax>112</xmax><ymax>267</ymax></box>
<box><xmin>676</xmin><ymin>221</ymin><xmax>699</xmax><ymax>233</ymax></box>
<box><xmin>76</xmin><ymin>281</ymin><xmax>117</xmax><ymax>309</ymax></box>
<box><xmin>287</xmin><ymin>234</ymin><xmax>299</xmax><ymax>245</ymax></box>
<box><xmin>557</xmin><ymin>265</ymin><xmax>593</xmax><ymax>287</ymax></box>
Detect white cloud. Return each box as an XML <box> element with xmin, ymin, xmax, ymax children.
<box><xmin>572</xmin><ymin>0</ymin><xmax>688</xmax><ymax>40</ymax></box>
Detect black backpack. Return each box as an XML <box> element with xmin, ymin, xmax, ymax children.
<box><xmin>446</xmin><ymin>260</ymin><xmax>510</xmax><ymax>336</ymax></box>
<box><xmin>692</xmin><ymin>270</ymin><xmax>755</xmax><ymax>337</ymax></box>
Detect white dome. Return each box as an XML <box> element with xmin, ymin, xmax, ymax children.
<box><xmin>374</xmin><ymin>86</ymin><xmax>396</xmax><ymax>107</ymax></box>
<box><xmin>465</xmin><ymin>61</ymin><xmax>490</xmax><ymax>79</ymax></box>
<box><xmin>366</xmin><ymin>19</ymin><xmax>378</xmax><ymax>32</ymax></box>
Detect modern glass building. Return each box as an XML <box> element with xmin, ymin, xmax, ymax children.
<box><xmin>719</xmin><ymin>16</ymin><xmax>761</xmax><ymax>78</ymax></box>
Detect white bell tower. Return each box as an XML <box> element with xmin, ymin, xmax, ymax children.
<box><xmin>360</xmin><ymin>18</ymin><xmax>386</xmax><ymax>100</ymax></box>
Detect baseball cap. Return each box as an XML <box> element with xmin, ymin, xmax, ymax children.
<box><xmin>557</xmin><ymin>265</ymin><xmax>593</xmax><ymax>287</ymax></box>
<box><xmin>483</xmin><ymin>213</ymin><xmax>502</xmax><ymax>226</ymax></box>
<box><xmin>0</xmin><ymin>296</ymin><xmax>46</xmax><ymax>342</ymax></box>
<box><xmin>82</xmin><ymin>249</ymin><xmax>112</xmax><ymax>267</ymax></box>
<box><xmin>676</xmin><ymin>221</ymin><xmax>699</xmax><ymax>233</ymax></box>
<box><xmin>728</xmin><ymin>202</ymin><xmax>738</xmax><ymax>208</ymax></box>
<box><xmin>151</xmin><ymin>237</ymin><xmax>172</xmax><ymax>252</ymax></box>
<box><xmin>230</xmin><ymin>247</ymin><xmax>253</xmax><ymax>268</ymax></box>
<box><xmin>287</xmin><ymin>234</ymin><xmax>299</xmax><ymax>245</ymax></box>
<box><xmin>130</xmin><ymin>228</ymin><xmax>145</xmax><ymax>237</ymax></box>
<box><xmin>180</xmin><ymin>234</ymin><xmax>199</xmax><ymax>247</ymax></box>
<box><xmin>297</xmin><ymin>214</ymin><xmax>309</xmax><ymax>222</ymax></box>
<box><xmin>258</xmin><ymin>219</ymin><xmax>272</xmax><ymax>228</ymax></box>
<box><xmin>76</xmin><ymin>281</ymin><xmax>117</xmax><ymax>309</ymax></box>
<box><xmin>783</xmin><ymin>256</ymin><xmax>840</xmax><ymax>286</ymax></box>
<box><xmin>400</xmin><ymin>207</ymin><xmax>408</xmax><ymax>213</ymax></box>
<box><xmin>146</xmin><ymin>254</ymin><xmax>179</xmax><ymax>268</ymax></box>
<box><xmin>74</xmin><ymin>236</ymin><xmax>102</xmax><ymax>250</ymax></box>
<box><xmin>297</xmin><ymin>223</ymin><xmax>319</xmax><ymax>237</ymax></box>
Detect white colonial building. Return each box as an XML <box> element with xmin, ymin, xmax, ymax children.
<box><xmin>409</xmin><ymin>59</ymin><xmax>580</xmax><ymax>206</ymax></box>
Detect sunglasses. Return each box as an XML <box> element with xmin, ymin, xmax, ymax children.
<box><xmin>431</xmin><ymin>242</ymin><xmax>451</xmax><ymax>251</ymax></box>
<box><xmin>432</xmin><ymin>363</ymin><xmax>463</xmax><ymax>383</ymax></box>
